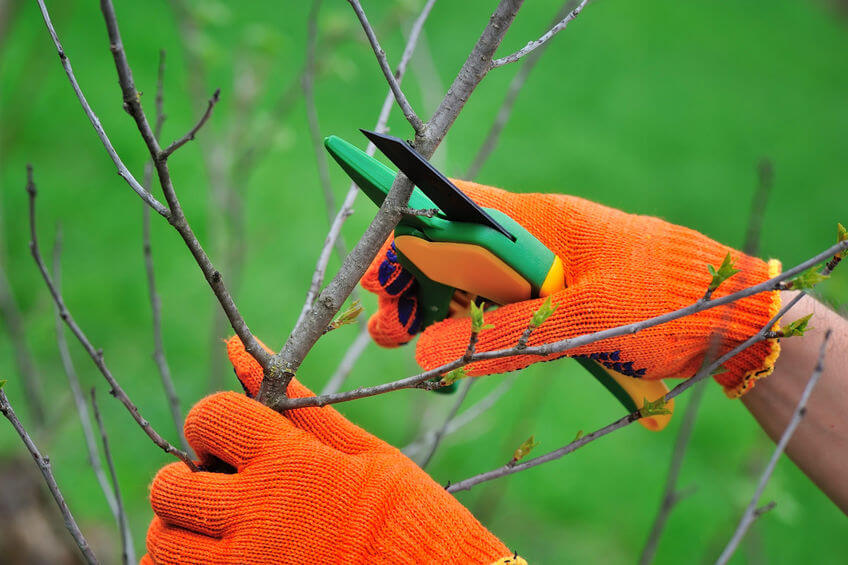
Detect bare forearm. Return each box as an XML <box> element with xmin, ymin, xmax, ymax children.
<box><xmin>742</xmin><ymin>291</ymin><xmax>848</xmax><ymax>513</ymax></box>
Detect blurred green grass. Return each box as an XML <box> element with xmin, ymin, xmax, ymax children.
<box><xmin>0</xmin><ymin>0</ymin><xmax>846</xmax><ymax>562</ymax></box>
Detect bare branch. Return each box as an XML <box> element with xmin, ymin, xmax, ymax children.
<box><xmin>275</xmin><ymin>238</ymin><xmax>847</xmax><ymax>411</ymax></box>
<box><xmin>403</xmin><ymin>375</ymin><xmax>516</xmax><ymax>458</ymax></box>
<box><xmin>89</xmin><ymin>389</ymin><xmax>134</xmax><ymax>565</ymax></box>
<box><xmin>95</xmin><ymin>0</ymin><xmax>270</xmax><ymax>371</ymax></box>
<box><xmin>51</xmin><ymin>228</ymin><xmax>121</xmax><ymax>523</ymax></box>
<box><xmin>34</xmin><ymin>0</ymin><xmax>168</xmax><ymax>217</ymax></box>
<box><xmin>491</xmin><ymin>0</ymin><xmax>589</xmax><ymax>69</ymax></box>
<box><xmin>264</xmin><ymin>0</ymin><xmax>525</xmax><ymax>410</ymax></box>
<box><xmin>141</xmin><ymin>51</ymin><xmax>189</xmax><ymax>453</ymax></box>
<box><xmin>0</xmin><ymin>387</ymin><xmax>99</xmax><ymax>565</ymax></box>
<box><xmin>304</xmin><ymin>0</ymin><xmax>337</xmax><ymax>222</ymax></box>
<box><xmin>467</xmin><ymin>0</ymin><xmax>577</xmax><ymax>179</ymax></box>
<box><xmin>0</xmin><ymin>264</ymin><xmax>45</xmax><ymax>427</ymax></box>
<box><xmin>444</xmin><ymin>261</ymin><xmax>837</xmax><ymax>494</ymax></box>
<box><xmin>26</xmin><ymin>166</ymin><xmax>197</xmax><ymax>471</ymax></box>
<box><xmin>419</xmin><ymin>380</ymin><xmax>475</xmax><ymax>469</ymax></box>
<box><xmin>638</xmin><ymin>379</ymin><xmax>707</xmax><ymax>565</ymax></box>
<box><xmin>321</xmin><ymin>326</ymin><xmax>371</xmax><ymax>395</ymax></box>
<box><xmin>294</xmin><ymin>0</ymin><xmax>438</xmax><ymax>330</ymax></box>
<box><xmin>161</xmin><ymin>88</ymin><xmax>221</xmax><ymax>158</ymax></box>
<box><xmin>347</xmin><ymin>0</ymin><xmax>425</xmax><ymax>134</ymax></box>
<box><xmin>715</xmin><ymin>330</ymin><xmax>831</xmax><ymax>565</ymax></box>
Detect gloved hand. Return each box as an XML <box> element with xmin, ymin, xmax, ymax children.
<box><xmin>362</xmin><ymin>181</ymin><xmax>781</xmax><ymax>398</ymax></box>
<box><xmin>142</xmin><ymin>337</ymin><xmax>523</xmax><ymax>565</ymax></box>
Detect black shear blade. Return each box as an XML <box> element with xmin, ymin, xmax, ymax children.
<box><xmin>361</xmin><ymin>129</ymin><xmax>515</xmax><ymax>241</ymax></box>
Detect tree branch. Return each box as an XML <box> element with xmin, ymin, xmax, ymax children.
<box><xmin>262</xmin><ymin>0</ymin><xmax>525</xmax><ymax>410</ymax></box>
<box><xmin>321</xmin><ymin>326</ymin><xmax>371</xmax><ymax>395</ymax></box>
<box><xmin>26</xmin><ymin>166</ymin><xmax>197</xmax><ymax>471</ymax></box>
<box><xmin>274</xmin><ymin>238</ymin><xmax>846</xmax><ymax>411</ymax></box>
<box><xmin>142</xmin><ymin>51</ymin><xmax>189</xmax><ymax>454</ymax></box>
<box><xmin>89</xmin><ymin>388</ymin><xmax>134</xmax><ymax>565</ymax></box>
<box><xmin>51</xmin><ymin>227</ymin><xmax>122</xmax><ymax>528</ymax></box>
<box><xmin>97</xmin><ymin>0</ymin><xmax>270</xmax><ymax>371</ymax></box>
<box><xmin>346</xmin><ymin>0</ymin><xmax>425</xmax><ymax>134</ymax></box>
<box><xmin>0</xmin><ymin>387</ymin><xmax>98</xmax><ymax>565</ymax></box>
<box><xmin>419</xmin><ymin>379</ymin><xmax>475</xmax><ymax>469</ymax></box>
<box><xmin>715</xmin><ymin>330</ymin><xmax>832</xmax><ymax>565</ymax></box>
<box><xmin>467</xmin><ymin>0</ymin><xmax>577</xmax><ymax>179</ymax></box>
<box><xmin>294</xmin><ymin>0</ymin><xmax>438</xmax><ymax>330</ymax></box>
<box><xmin>34</xmin><ymin>0</ymin><xmax>168</xmax><ymax>217</ymax></box>
<box><xmin>161</xmin><ymin>88</ymin><xmax>220</xmax><ymax>157</ymax></box>
<box><xmin>490</xmin><ymin>0</ymin><xmax>589</xmax><ymax>69</ymax></box>
<box><xmin>403</xmin><ymin>374</ymin><xmax>516</xmax><ymax>459</ymax></box>
<box><xmin>638</xmin><ymin>379</ymin><xmax>706</xmax><ymax>565</ymax></box>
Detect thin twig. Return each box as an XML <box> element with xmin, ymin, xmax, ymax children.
<box><xmin>715</xmin><ymin>331</ymin><xmax>831</xmax><ymax>565</ymax></box>
<box><xmin>94</xmin><ymin>0</ymin><xmax>270</xmax><ymax>371</ymax></box>
<box><xmin>443</xmin><ymin>277</ymin><xmax>831</xmax><ymax>494</ymax></box>
<box><xmin>26</xmin><ymin>166</ymin><xmax>197</xmax><ymax>470</ymax></box>
<box><xmin>346</xmin><ymin>0</ymin><xmax>425</xmax><ymax>134</ymax></box>
<box><xmin>293</xmin><ymin>0</ymin><xmax>437</xmax><ymax>330</ymax></box>
<box><xmin>403</xmin><ymin>375</ymin><xmax>516</xmax><ymax>458</ymax></box>
<box><xmin>446</xmin><ymin>245</ymin><xmax>844</xmax><ymax>494</ymax></box>
<box><xmin>161</xmin><ymin>88</ymin><xmax>220</xmax><ymax>157</ymax></box>
<box><xmin>34</xmin><ymin>0</ymin><xmax>168</xmax><ymax>217</ymax></box>
<box><xmin>89</xmin><ymin>388</ymin><xmax>134</xmax><ymax>565</ymax></box>
<box><xmin>0</xmin><ymin>387</ymin><xmax>99</xmax><ymax>564</ymax></box>
<box><xmin>321</xmin><ymin>327</ymin><xmax>371</xmax><ymax>395</ymax></box>
<box><xmin>638</xmin><ymin>379</ymin><xmax>707</xmax><ymax>565</ymax></box>
<box><xmin>51</xmin><ymin>227</ymin><xmax>120</xmax><ymax>520</ymax></box>
<box><xmin>303</xmin><ymin>0</ymin><xmax>337</xmax><ymax>222</ymax></box>
<box><xmin>275</xmin><ymin>238</ymin><xmax>847</xmax><ymax>411</ymax></box>
<box><xmin>491</xmin><ymin>0</ymin><xmax>589</xmax><ymax>68</ymax></box>
<box><xmin>0</xmin><ymin>265</ymin><xmax>46</xmax><ymax>427</ymax></box>
<box><xmin>419</xmin><ymin>380</ymin><xmax>475</xmax><ymax>469</ymax></box>
<box><xmin>467</xmin><ymin>0</ymin><xmax>577</xmax><ymax>179</ymax></box>
<box><xmin>264</xmin><ymin>0</ymin><xmax>525</xmax><ymax>410</ymax></box>
<box><xmin>142</xmin><ymin>51</ymin><xmax>189</xmax><ymax>454</ymax></box>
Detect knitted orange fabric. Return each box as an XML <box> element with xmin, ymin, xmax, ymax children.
<box><xmin>142</xmin><ymin>338</ymin><xmax>514</xmax><ymax>564</ymax></box>
<box><xmin>366</xmin><ymin>181</ymin><xmax>781</xmax><ymax>398</ymax></box>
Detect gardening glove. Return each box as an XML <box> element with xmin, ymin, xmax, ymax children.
<box><xmin>363</xmin><ymin>181</ymin><xmax>781</xmax><ymax>398</ymax></box>
<box><xmin>142</xmin><ymin>336</ymin><xmax>523</xmax><ymax>565</ymax></box>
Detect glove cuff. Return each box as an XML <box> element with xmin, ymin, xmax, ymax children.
<box><xmin>714</xmin><ymin>259</ymin><xmax>782</xmax><ymax>398</ymax></box>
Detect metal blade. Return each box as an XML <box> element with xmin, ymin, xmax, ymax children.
<box><xmin>361</xmin><ymin>129</ymin><xmax>515</xmax><ymax>241</ymax></box>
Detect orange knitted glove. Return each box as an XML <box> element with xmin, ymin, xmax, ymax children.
<box><xmin>142</xmin><ymin>337</ymin><xmax>521</xmax><ymax>565</ymax></box>
<box><xmin>363</xmin><ymin>182</ymin><xmax>781</xmax><ymax>398</ymax></box>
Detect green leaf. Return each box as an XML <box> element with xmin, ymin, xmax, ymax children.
<box><xmin>531</xmin><ymin>296</ymin><xmax>558</xmax><ymax>327</ymax></box>
<box><xmin>329</xmin><ymin>300</ymin><xmax>363</xmax><ymax>331</ymax></box>
<box><xmin>0</xmin><ymin>379</ymin><xmax>6</xmax><ymax>389</ymax></box>
<box><xmin>573</xmin><ymin>430</ymin><xmax>584</xmax><ymax>442</ymax></box>
<box><xmin>440</xmin><ymin>367</ymin><xmax>467</xmax><ymax>387</ymax></box>
<box><xmin>838</xmin><ymin>223</ymin><xmax>847</xmax><ymax>258</ymax></box>
<box><xmin>782</xmin><ymin>313</ymin><xmax>813</xmax><ymax>338</ymax></box>
<box><xmin>513</xmin><ymin>435</ymin><xmax>540</xmax><ymax>462</ymax></box>
<box><xmin>469</xmin><ymin>302</ymin><xmax>493</xmax><ymax>333</ymax></box>
<box><xmin>710</xmin><ymin>366</ymin><xmax>728</xmax><ymax>377</ymax></box>
<box><xmin>640</xmin><ymin>396</ymin><xmax>672</xmax><ymax>418</ymax></box>
<box><xmin>786</xmin><ymin>267</ymin><xmax>829</xmax><ymax>291</ymax></box>
<box><xmin>707</xmin><ymin>253</ymin><xmax>740</xmax><ymax>292</ymax></box>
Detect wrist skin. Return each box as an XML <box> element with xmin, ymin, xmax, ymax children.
<box><xmin>741</xmin><ymin>291</ymin><xmax>848</xmax><ymax>514</ymax></box>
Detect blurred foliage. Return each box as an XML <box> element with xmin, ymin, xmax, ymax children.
<box><xmin>0</xmin><ymin>0</ymin><xmax>846</xmax><ymax>563</ymax></box>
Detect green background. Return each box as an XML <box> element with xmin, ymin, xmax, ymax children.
<box><xmin>1</xmin><ymin>0</ymin><xmax>846</xmax><ymax>562</ymax></box>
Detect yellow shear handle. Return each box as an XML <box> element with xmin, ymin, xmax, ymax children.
<box><xmin>606</xmin><ymin>368</ymin><xmax>673</xmax><ymax>431</ymax></box>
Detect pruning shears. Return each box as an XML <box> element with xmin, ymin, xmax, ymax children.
<box><xmin>324</xmin><ymin>130</ymin><xmax>673</xmax><ymax>431</ymax></box>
